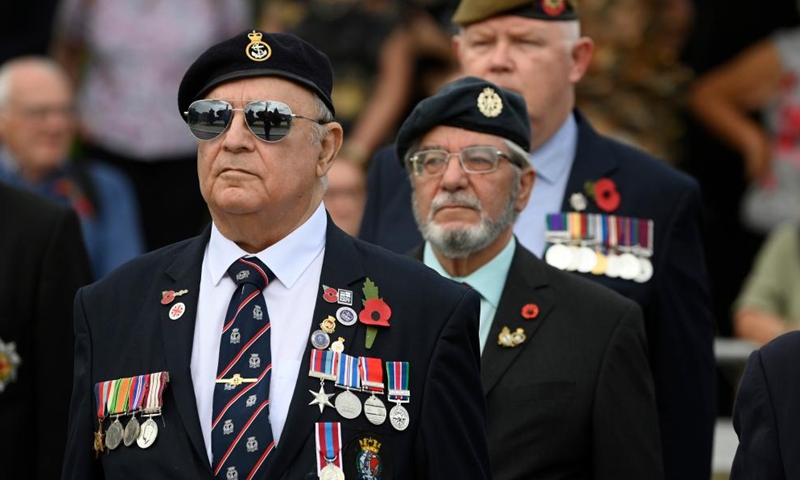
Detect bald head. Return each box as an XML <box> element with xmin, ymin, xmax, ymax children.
<box><xmin>0</xmin><ymin>56</ymin><xmax>77</xmax><ymax>180</ymax></box>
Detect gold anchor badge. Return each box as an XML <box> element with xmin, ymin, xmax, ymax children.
<box><xmin>245</xmin><ymin>30</ymin><xmax>272</xmax><ymax>62</ymax></box>
<box><xmin>497</xmin><ymin>326</ymin><xmax>527</xmax><ymax>348</ymax></box>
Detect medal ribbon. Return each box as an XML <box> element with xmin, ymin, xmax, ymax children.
<box><xmin>607</xmin><ymin>215</ymin><xmax>618</xmax><ymax>252</ymax></box>
<box><xmin>359</xmin><ymin>356</ymin><xmax>384</xmax><ymax>393</ymax></box>
<box><xmin>386</xmin><ymin>361</ymin><xmax>410</xmax><ymax>402</ymax></box>
<box><xmin>315</xmin><ymin>422</ymin><xmax>343</xmax><ymax>474</ymax></box>
<box><xmin>142</xmin><ymin>372</ymin><xmax>169</xmax><ymax>415</ymax></box>
<box><xmin>545</xmin><ymin>213</ymin><xmax>568</xmax><ymax>243</ymax></box>
<box><xmin>640</xmin><ymin>219</ymin><xmax>654</xmax><ymax>257</ymax></box>
<box><xmin>94</xmin><ymin>380</ymin><xmax>112</xmax><ymax>422</ymax></box>
<box><xmin>335</xmin><ymin>353</ymin><xmax>360</xmax><ymax>390</ymax></box>
<box><xmin>129</xmin><ymin>374</ymin><xmax>147</xmax><ymax>413</ymax></box>
<box><xmin>309</xmin><ymin>349</ymin><xmax>338</xmax><ymax>381</ymax></box>
<box><xmin>113</xmin><ymin>377</ymin><xmax>132</xmax><ymax>416</ymax></box>
<box><xmin>105</xmin><ymin>379</ymin><xmax>121</xmax><ymax>417</ymax></box>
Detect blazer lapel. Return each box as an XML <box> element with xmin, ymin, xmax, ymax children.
<box><xmin>262</xmin><ymin>220</ymin><xmax>366</xmax><ymax>480</ymax></box>
<box><xmin>562</xmin><ymin>110</ymin><xmax>619</xmax><ymax>212</ymax></box>
<box><xmin>159</xmin><ymin>228</ymin><xmax>213</xmax><ymax>472</ymax></box>
<box><xmin>481</xmin><ymin>244</ymin><xmax>556</xmax><ymax>396</ymax></box>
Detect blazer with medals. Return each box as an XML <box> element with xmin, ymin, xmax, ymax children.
<box><xmin>360</xmin><ymin>110</ymin><xmax>716</xmax><ymax>480</ymax></box>
<box><xmin>61</xmin><ymin>219</ymin><xmax>491</xmax><ymax>480</ymax></box>
<box><xmin>730</xmin><ymin>330</ymin><xmax>800</xmax><ymax>479</ymax></box>
<box><xmin>0</xmin><ymin>182</ymin><xmax>93</xmax><ymax>480</ymax></box>
<box><xmin>411</xmin><ymin>241</ymin><xmax>663</xmax><ymax>480</ymax></box>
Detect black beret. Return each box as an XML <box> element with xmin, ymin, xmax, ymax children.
<box><xmin>453</xmin><ymin>0</ymin><xmax>578</xmax><ymax>26</ymax></box>
<box><xmin>178</xmin><ymin>29</ymin><xmax>335</xmax><ymax>120</ymax></box>
<box><xmin>395</xmin><ymin>76</ymin><xmax>531</xmax><ymax>165</ymax></box>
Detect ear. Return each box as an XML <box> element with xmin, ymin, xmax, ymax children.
<box><xmin>316</xmin><ymin>121</ymin><xmax>344</xmax><ymax>178</ymax></box>
<box><xmin>568</xmin><ymin>37</ymin><xmax>594</xmax><ymax>85</ymax></box>
<box><xmin>515</xmin><ymin>166</ymin><xmax>536</xmax><ymax>212</ymax></box>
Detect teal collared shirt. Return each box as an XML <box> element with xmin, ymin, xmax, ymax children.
<box><xmin>423</xmin><ymin>238</ymin><xmax>516</xmax><ymax>353</ymax></box>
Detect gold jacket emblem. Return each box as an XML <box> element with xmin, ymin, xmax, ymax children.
<box><xmin>246</xmin><ymin>30</ymin><xmax>272</xmax><ymax>62</ymax></box>
<box><xmin>477</xmin><ymin>87</ymin><xmax>503</xmax><ymax>118</ymax></box>
<box><xmin>497</xmin><ymin>326</ymin><xmax>527</xmax><ymax>348</ymax></box>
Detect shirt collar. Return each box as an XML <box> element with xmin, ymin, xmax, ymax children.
<box><xmin>529</xmin><ymin>113</ymin><xmax>577</xmax><ymax>184</ymax></box>
<box><xmin>207</xmin><ymin>202</ymin><xmax>327</xmax><ymax>288</ymax></box>
<box><xmin>422</xmin><ymin>237</ymin><xmax>516</xmax><ymax>309</ymax></box>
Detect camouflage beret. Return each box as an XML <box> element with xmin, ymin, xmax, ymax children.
<box><xmin>452</xmin><ymin>0</ymin><xmax>578</xmax><ymax>26</ymax></box>
<box><xmin>395</xmin><ymin>76</ymin><xmax>531</xmax><ymax>165</ymax></box>
<box><xmin>178</xmin><ymin>29</ymin><xmax>335</xmax><ymax>120</ymax></box>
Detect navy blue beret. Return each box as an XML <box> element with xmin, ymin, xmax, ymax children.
<box><xmin>178</xmin><ymin>29</ymin><xmax>335</xmax><ymax>120</ymax></box>
<box><xmin>395</xmin><ymin>76</ymin><xmax>531</xmax><ymax>164</ymax></box>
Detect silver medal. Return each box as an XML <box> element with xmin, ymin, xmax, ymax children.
<box><xmin>576</xmin><ymin>246</ymin><xmax>598</xmax><ymax>273</ymax></box>
<box><xmin>565</xmin><ymin>246</ymin><xmax>581</xmax><ymax>271</ymax></box>
<box><xmin>105</xmin><ymin>418</ymin><xmax>123</xmax><ymax>450</ymax></box>
<box><xmin>123</xmin><ymin>416</ymin><xmax>140</xmax><ymax>447</ymax></box>
<box><xmin>364</xmin><ymin>394</ymin><xmax>387</xmax><ymax>425</ymax></box>
<box><xmin>634</xmin><ymin>257</ymin><xmax>654</xmax><ymax>283</ymax></box>
<box><xmin>389</xmin><ymin>404</ymin><xmax>410</xmax><ymax>431</ymax></box>
<box><xmin>618</xmin><ymin>252</ymin><xmax>641</xmax><ymax>280</ymax></box>
<box><xmin>319</xmin><ymin>464</ymin><xmax>345</xmax><ymax>480</ymax></box>
<box><xmin>545</xmin><ymin>243</ymin><xmax>572</xmax><ymax>270</ymax></box>
<box><xmin>137</xmin><ymin>417</ymin><xmax>159</xmax><ymax>449</ymax></box>
<box><xmin>605</xmin><ymin>253</ymin><xmax>621</xmax><ymax>278</ymax></box>
<box><xmin>334</xmin><ymin>389</ymin><xmax>362</xmax><ymax>419</ymax></box>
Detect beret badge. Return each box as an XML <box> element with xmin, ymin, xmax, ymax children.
<box><xmin>245</xmin><ymin>30</ymin><xmax>272</xmax><ymax>62</ymax></box>
<box><xmin>542</xmin><ymin>0</ymin><xmax>568</xmax><ymax>16</ymax></box>
<box><xmin>477</xmin><ymin>87</ymin><xmax>503</xmax><ymax>118</ymax></box>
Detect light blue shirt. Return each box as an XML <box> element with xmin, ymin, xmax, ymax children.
<box><xmin>515</xmin><ymin>114</ymin><xmax>578</xmax><ymax>257</ymax></box>
<box><xmin>423</xmin><ymin>237</ymin><xmax>516</xmax><ymax>352</ymax></box>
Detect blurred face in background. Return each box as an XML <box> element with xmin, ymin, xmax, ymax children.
<box><xmin>324</xmin><ymin>159</ymin><xmax>366</xmax><ymax>236</ymax></box>
<box><xmin>0</xmin><ymin>60</ymin><xmax>76</xmax><ymax>180</ymax></box>
<box><xmin>454</xmin><ymin>16</ymin><xmax>592</xmax><ymax>150</ymax></box>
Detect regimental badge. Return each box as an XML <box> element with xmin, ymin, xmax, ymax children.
<box><xmin>223</xmin><ymin>419</ymin><xmax>234</xmax><ymax>435</ymax></box>
<box><xmin>245</xmin><ymin>30</ymin><xmax>272</xmax><ymax>62</ymax></box>
<box><xmin>497</xmin><ymin>326</ymin><xmax>527</xmax><ymax>348</ymax></box>
<box><xmin>477</xmin><ymin>87</ymin><xmax>503</xmax><ymax>118</ymax></box>
<box><xmin>253</xmin><ymin>305</ymin><xmax>263</xmax><ymax>321</ymax></box>
<box><xmin>230</xmin><ymin>328</ymin><xmax>241</xmax><ymax>345</ymax></box>
<box><xmin>542</xmin><ymin>0</ymin><xmax>567</xmax><ymax>16</ymax></box>
<box><xmin>246</xmin><ymin>436</ymin><xmax>258</xmax><ymax>453</ymax></box>
<box><xmin>236</xmin><ymin>270</ymin><xmax>250</xmax><ymax>281</ymax></box>
<box><xmin>356</xmin><ymin>437</ymin><xmax>383</xmax><ymax>479</ymax></box>
<box><xmin>0</xmin><ymin>338</ymin><xmax>21</xmax><ymax>392</ymax></box>
<box><xmin>569</xmin><ymin>192</ymin><xmax>587</xmax><ymax>212</ymax></box>
<box><xmin>321</xmin><ymin>316</ymin><xmax>337</xmax><ymax>334</ymax></box>
<box><xmin>344</xmin><ymin>433</ymin><xmax>394</xmax><ymax>480</ymax></box>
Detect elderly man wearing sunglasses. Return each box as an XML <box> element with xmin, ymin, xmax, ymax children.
<box><xmin>61</xmin><ymin>29</ymin><xmax>492</xmax><ymax>480</ymax></box>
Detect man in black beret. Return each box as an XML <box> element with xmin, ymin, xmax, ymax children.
<box><xmin>400</xmin><ymin>75</ymin><xmax>663</xmax><ymax>479</ymax></box>
<box><xmin>61</xmin><ymin>29</ymin><xmax>492</xmax><ymax>480</ymax></box>
<box><xmin>360</xmin><ymin>2</ymin><xmax>716</xmax><ymax>480</ymax></box>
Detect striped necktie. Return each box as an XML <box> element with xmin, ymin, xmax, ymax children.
<box><xmin>212</xmin><ymin>256</ymin><xmax>276</xmax><ymax>480</ymax></box>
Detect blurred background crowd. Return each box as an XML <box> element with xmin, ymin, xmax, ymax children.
<box><xmin>2</xmin><ymin>0</ymin><xmax>800</xmax><ymax>477</ymax></box>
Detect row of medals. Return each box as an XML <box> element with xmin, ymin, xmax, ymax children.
<box><xmin>310</xmin><ymin>306</ymin><xmax>410</xmax><ymax>432</ymax></box>
<box><xmin>103</xmin><ymin>410</ymin><xmax>161</xmax><ymax>451</ymax></box>
<box><xmin>545</xmin><ymin>243</ymin><xmax>653</xmax><ymax>283</ymax></box>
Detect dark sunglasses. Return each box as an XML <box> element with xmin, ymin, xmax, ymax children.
<box><xmin>184</xmin><ymin>99</ymin><xmax>325</xmax><ymax>142</ymax></box>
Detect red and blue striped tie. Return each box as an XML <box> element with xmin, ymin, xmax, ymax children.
<box><xmin>212</xmin><ymin>256</ymin><xmax>276</xmax><ymax>480</ymax></box>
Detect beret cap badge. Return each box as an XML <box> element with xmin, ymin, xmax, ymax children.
<box><xmin>245</xmin><ymin>30</ymin><xmax>272</xmax><ymax>62</ymax></box>
<box><xmin>477</xmin><ymin>87</ymin><xmax>503</xmax><ymax>118</ymax></box>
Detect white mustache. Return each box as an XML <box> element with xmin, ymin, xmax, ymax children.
<box><xmin>430</xmin><ymin>192</ymin><xmax>482</xmax><ymax>215</ymax></box>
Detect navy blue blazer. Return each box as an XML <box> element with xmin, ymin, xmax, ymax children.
<box><xmin>730</xmin><ymin>331</ymin><xmax>800</xmax><ymax>479</ymax></box>
<box><xmin>360</xmin><ymin>110</ymin><xmax>716</xmax><ymax>480</ymax></box>
<box><xmin>62</xmin><ymin>219</ymin><xmax>491</xmax><ymax>480</ymax></box>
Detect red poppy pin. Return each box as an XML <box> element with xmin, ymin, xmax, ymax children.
<box><xmin>521</xmin><ymin>303</ymin><xmax>539</xmax><ymax>319</ymax></box>
<box><xmin>585</xmin><ymin>178</ymin><xmax>621</xmax><ymax>213</ymax></box>
<box><xmin>322</xmin><ymin>285</ymin><xmax>339</xmax><ymax>303</ymax></box>
<box><xmin>161</xmin><ymin>289</ymin><xmax>188</xmax><ymax>305</ymax></box>
<box><xmin>359</xmin><ymin>278</ymin><xmax>392</xmax><ymax>349</ymax></box>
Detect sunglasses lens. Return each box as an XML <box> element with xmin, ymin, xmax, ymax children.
<box><xmin>186</xmin><ymin>100</ymin><xmax>232</xmax><ymax>140</ymax></box>
<box><xmin>245</xmin><ymin>101</ymin><xmax>293</xmax><ymax>142</ymax></box>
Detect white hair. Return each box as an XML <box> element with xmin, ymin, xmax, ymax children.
<box><xmin>0</xmin><ymin>56</ymin><xmax>72</xmax><ymax>108</ymax></box>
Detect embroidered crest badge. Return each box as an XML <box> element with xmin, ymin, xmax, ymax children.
<box><xmin>0</xmin><ymin>338</ymin><xmax>21</xmax><ymax>392</ymax></box>
<box><xmin>477</xmin><ymin>87</ymin><xmax>503</xmax><ymax>118</ymax></box>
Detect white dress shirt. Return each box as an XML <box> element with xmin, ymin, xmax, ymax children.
<box><xmin>192</xmin><ymin>203</ymin><xmax>327</xmax><ymax>463</ymax></box>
